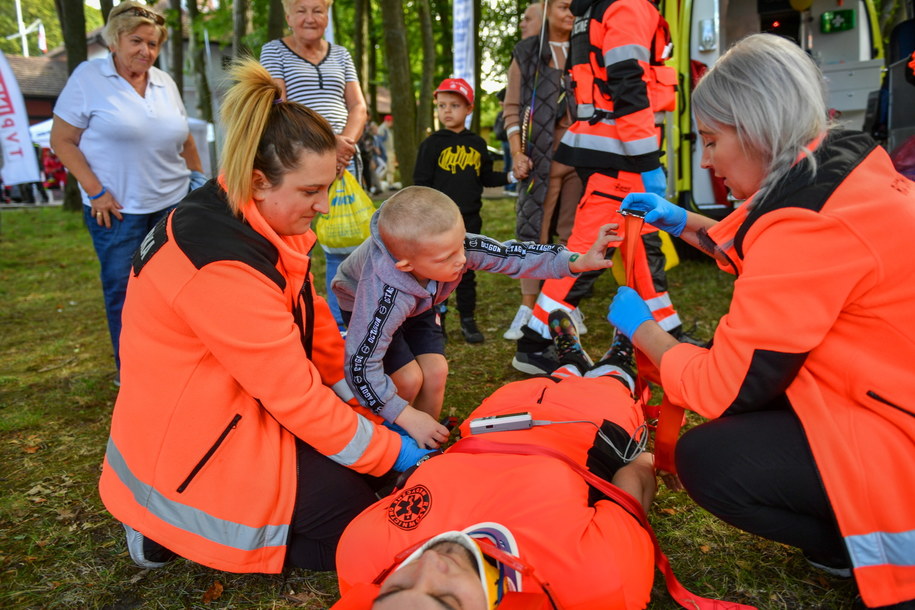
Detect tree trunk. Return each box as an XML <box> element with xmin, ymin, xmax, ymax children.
<box><xmin>354</xmin><ymin>0</ymin><xmax>368</xmax><ymax>109</ymax></box>
<box><xmin>379</xmin><ymin>0</ymin><xmax>417</xmax><ymax>186</ymax></box>
<box><xmin>267</xmin><ymin>0</ymin><xmax>285</xmax><ymax>41</ymax></box>
<box><xmin>471</xmin><ymin>0</ymin><xmax>481</xmax><ymax>134</ymax></box>
<box><xmin>99</xmin><ymin>0</ymin><xmax>113</xmax><ymax>22</ymax></box>
<box><xmin>187</xmin><ymin>0</ymin><xmax>213</xmax><ymax>125</ymax></box>
<box><xmin>54</xmin><ymin>0</ymin><xmax>88</xmax><ymax>212</ymax></box>
<box><xmin>168</xmin><ymin>0</ymin><xmax>183</xmax><ymax>98</ymax></box>
<box><xmin>233</xmin><ymin>0</ymin><xmax>248</xmax><ymax>57</ymax></box>
<box><xmin>431</xmin><ymin>0</ymin><xmax>452</xmax><ymax>78</ymax></box>
<box><xmin>417</xmin><ymin>0</ymin><xmax>435</xmax><ymax>140</ymax></box>
<box><xmin>368</xmin><ymin>4</ymin><xmax>379</xmax><ymax>120</ymax></box>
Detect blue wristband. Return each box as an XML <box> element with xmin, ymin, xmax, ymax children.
<box><xmin>88</xmin><ymin>187</ymin><xmax>107</xmax><ymax>201</ymax></box>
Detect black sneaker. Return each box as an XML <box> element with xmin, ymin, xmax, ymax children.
<box><xmin>548</xmin><ymin>309</ymin><xmax>592</xmax><ymax>374</ymax></box>
<box><xmin>852</xmin><ymin>595</ymin><xmax>915</xmax><ymax>609</ymax></box>
<box><xmin>803</xmin><ymin>550</ymin><xmax>852</xmax><ymax>579</ymax></box>
<box><xmin>122</xmin><ymin>523</ymin><xmax>176</xmax><ymax>569</ymax></box>
<box><xmin>460</xmin><ymin>317</ymin><xmax>485</xmax><ymax>343</ymax></box>
<box><xmin>592</xmin><ymin>332</ymin><xmax>636</xmax><ymax>383</ymax></box>
<box><xmin>512</xmin><ymin>346</ymin><xmax>561</xmax><ymax>375</ymax></box>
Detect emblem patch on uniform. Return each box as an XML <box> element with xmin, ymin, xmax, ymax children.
<box><xmin>387</xmin><ymin>484</ymin><xmax>432</xmax><ymax>530</ymax></box>
<box><xmin>132</xmin><ymin>215</ymin><xmax>169</xmax><ymax>277</ymax></box>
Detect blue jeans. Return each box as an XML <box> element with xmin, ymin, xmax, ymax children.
<box><xmin>323</xmin><ymin>249</ymin><xmax>348</xmax><ymax>331</ymax></box>
<box><xmin>84</xmin><ymin>205</ymin><xmax>176</xmax><ymax>370</ymax></box>
<box><xmin>320</xmin><ymin>156</ymin><xmax>361</xmax><ymax>333</ymax></box>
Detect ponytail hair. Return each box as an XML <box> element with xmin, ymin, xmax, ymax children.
<box><xmin>692</xmin><ymin>34</ymin><xmax>832</xmax><ymax>205</ymax></box>
<box><xmin>218</xmin><ymin>58</ymin><xmax>337</xmax><ymax>214</ymax></box>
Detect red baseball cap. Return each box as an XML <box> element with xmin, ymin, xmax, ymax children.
<box><xmin>434</xmin><ymin>77</ymin><xmax>474</xmax><ymax>106</ymax></box>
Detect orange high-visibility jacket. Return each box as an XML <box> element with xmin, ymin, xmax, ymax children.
<box><xmin>336</xmin><ymin>374</ymin><xmax>655</xmax><ymax>609</ymax></box>
<box><xmin>556</xmin><ymin>0</ymin><xmax>677</xmax><ymax>173</ymax></box>
<box><xmin>660</xmin><ymin>132</ymin><xmax>915</xmax><ymax>607</ymax></box>
<box><xmin>99</xmin><ymin>181</ymin><xmax>400</xmax><ymax>574</ymax></box>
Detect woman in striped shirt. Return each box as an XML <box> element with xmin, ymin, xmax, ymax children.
<box><xmin>260</xmin><ymin>0</ymin><xmax>369</xmax><ymax>329</ymax></box>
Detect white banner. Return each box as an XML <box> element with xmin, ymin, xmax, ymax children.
<box><xmin>453</xmin><ymin>0</ymin><xmax>474</xmax><ymax>124</ymax></box>
<box><xmin>0</xmin><ymin>50</ymin><xmax>40</xmax><ymax>186</ymax></box>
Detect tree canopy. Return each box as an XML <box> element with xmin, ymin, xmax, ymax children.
<box><xmin>0</xmin><ymin>0</ymin><xmax>102</xmax><ymax>57</ymax></box>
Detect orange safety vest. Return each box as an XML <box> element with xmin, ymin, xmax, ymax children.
<box><xmin>336</xmin><ymin>375</ymin><xmax>656</xmax><ymax>609</ymax></box>
<box><xmin>660</xmin><ymin>132</ymin><xmax>915</xmax><ymax>607</ymax></box>
<box><xmin>98</xmin><ymin>181</ymin><xmax>399</xmax><ymax>574</ymax></box>
<box><xmin>558</xmin><ymin>0</ymin><xmax>677</xmax><ymax>173</ymax></box>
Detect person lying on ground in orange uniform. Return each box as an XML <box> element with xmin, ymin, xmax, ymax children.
<box><xmin>609</xmin><ymin>34</ymin><xmax>915</xmax><ymax>609</ymax></box>
<box><xmin>97</xmin><ymin>59</ymin><xmax>434</xmax><ymax>575</ymax></box>
<box><xmin>332</xmin><ymin>317</ymin><xmax>659</xmax><ymax>609</ymax></box>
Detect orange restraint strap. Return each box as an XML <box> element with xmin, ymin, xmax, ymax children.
<box><xmin>451</xmin><ymin>438</ymin><xmax>756</xmax><ymax>609</ymax></box>
<box><xmin>622</xmin><ymin>213</ymin><xmax>684</xmax><ymax>474</ymax></box>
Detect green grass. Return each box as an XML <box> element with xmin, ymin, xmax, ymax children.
<box><xmin>0</xmin><ymin>203</ymin><xmax>857</xmax><ymax>608</ymax></box>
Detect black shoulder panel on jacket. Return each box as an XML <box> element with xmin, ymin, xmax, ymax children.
<box><xmin>171</xmin><ymin>181</ymin><xmax>287</xmax><ymax>291</ymax></box>
<box><xmin>723</xmin><ymin>348</ymin><xmax>808</xmax><ymax>416</ymax></box>
<box><xmin>734</xmin><ymin>131</ymin><xmax>875</xmax><ymax>258</ymax></box>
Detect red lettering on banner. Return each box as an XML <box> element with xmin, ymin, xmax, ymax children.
<box><xmin>0</xmin><ymin>71</ymin><xmax>12</xmax><ymax>116</ymax></box>
<box><xmin>1</xmin><ymin>118</ymin><xmax>13</xmax><ymax>129</ymax></box>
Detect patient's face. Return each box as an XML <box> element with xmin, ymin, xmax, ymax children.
<box><xmin>373</xmin><ymin>541</ymin><xmax>488</xmax><ymax>610</ymax></box>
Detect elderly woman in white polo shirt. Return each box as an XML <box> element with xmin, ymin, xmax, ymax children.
<box><xmin>51</xmin><ymin>1</ymin><xmax>202</xmax><ymax>383</ymax></box>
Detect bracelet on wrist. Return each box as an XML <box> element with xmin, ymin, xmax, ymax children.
<box><xmin>88</xmin><ymin>186</ymin><xmax>107</xmax><ymax>201</ymax></box>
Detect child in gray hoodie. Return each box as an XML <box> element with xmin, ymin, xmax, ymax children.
<box><xmin>332</xmin><ymin>186</ymin><xmax>618</xmax><ymax>448</ymax></box>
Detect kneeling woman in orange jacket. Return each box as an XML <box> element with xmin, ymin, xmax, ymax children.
<box><xmin>610</xmin><ymin>34</ymin><xmax>915</xmax><ymax>608</ymax></box>
<box><xmin>98</xmin><ymin>58</ymin><xmax>433</xmax><ymax>574</ymax></box>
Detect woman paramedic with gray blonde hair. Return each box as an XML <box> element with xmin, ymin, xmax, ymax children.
<box><xmin>609</xmin><ymin>33</ymin><xmax>915</xmax><ymax>608</ymax></box>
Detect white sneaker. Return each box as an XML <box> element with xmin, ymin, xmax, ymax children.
<box><xmin>503</xmin><ymin>305</ymin><xmax>532</xmax><ymax>340</ymax></box>
<box><xmin>569</xmin><ymin>307</ymin><xmax>588</xmax><ymax>335</ymax></box>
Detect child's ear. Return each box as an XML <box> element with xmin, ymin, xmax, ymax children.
<box><xmin>394</xmin><ymin>259</ymin><xmax>414</xmax><ymax>273</ymax></box>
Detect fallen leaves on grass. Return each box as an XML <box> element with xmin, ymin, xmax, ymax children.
<box><xmin>202</xmin><ymin>580</ymin><xmax>224</xmax><ymax>603</ymax></box>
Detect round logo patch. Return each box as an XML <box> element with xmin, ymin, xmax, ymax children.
<box><xmin>387</xmin><ymin>484</ymin><xmax>432</xmax><ymax>530</ymax></box>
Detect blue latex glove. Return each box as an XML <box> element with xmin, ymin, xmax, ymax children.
<box><xmin>608</xmin><ymin>286</ymin><xmax>654</xmax><ymax>338</ymax></box>
<box><xmin>621</xmin><ymin>192</ymin><xmax>687</xmax><ymax>237</ymax></box>
<box><xmin>640</xmin><ymin>166</ymin><xmax>667</xmax><ymax>198</ymax></box>
<box><xmin>393</xmin><ymin>435</ymin><xmax>438</xmax><ymax>472</ymax></box>
<box><xmin>383</xmin><ymin>421</ymin><xmax>410</xmax><ymax>437</ymax></box>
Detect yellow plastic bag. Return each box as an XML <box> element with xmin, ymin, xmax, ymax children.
<box><xmin>312</xmin><ymin>170</ymin><xmax>375</xmax><ymax>250</ymax></box>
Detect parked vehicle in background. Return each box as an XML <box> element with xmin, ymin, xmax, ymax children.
<box><xmin>658</xmin><ymin>0</ymin><xmax>890</xmax><ymax>218</ymax></box>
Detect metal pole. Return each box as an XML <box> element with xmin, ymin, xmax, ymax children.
<box><xmin>15</xmin><ymin>0</ymin><xmax>28</xmax><ymax>57</ymax></box>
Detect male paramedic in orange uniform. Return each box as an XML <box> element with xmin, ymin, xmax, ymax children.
<box><xmin>333</xmin><ymin>351</ymin><xmax>657</xmax><ymax>609</ymax></box>
<box><xmin>511</xmin><ymin>0</ymin><xmax>687</xmax><ymax>376</ymax></box>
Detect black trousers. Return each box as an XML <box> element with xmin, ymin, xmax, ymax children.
<box><xmin>675</xmin><ymin>406</ymin><xmax>849</xmax><ymax>565</ymax></box>
<box><xmin>455</xmin><ymin>211</ymin><xmax>483</xmax><ymax>318</ymax></box>
<box><xmin>286</xmin><ymin>440</ymin><xmax>382</xmax><ymax>571</ymax></box>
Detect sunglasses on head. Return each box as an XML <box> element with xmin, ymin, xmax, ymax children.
<box><xmin>119</xmin><ymin>6</ymin><xmax>165</xmax><ymax>25</ymax></box>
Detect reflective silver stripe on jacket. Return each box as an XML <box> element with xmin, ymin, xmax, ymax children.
<box><xmin>603</xmin><ymin>44</ymin><xmax>649</xmax><ymax>67</ymax></box>
<box><xmin>106</xmin><ymin>437</ymin><xmax>289</xmax><ymax>551</ymax></box>
<box><xmin>577</xmin><ymin>105</ymin><xmax>664</xmax><ymax>126</ymax></box>
<box><xmin>332</xmin><ymin>378</ymin><xmax>355</xmax><ymax>402</ymax></box>
<box><xmin>560</xmin><ymin>130</ymin><xmax>659</xmax><ymax>157</ymax></box>
<box><xmin>328</xmin><ymin>414</ymin><xmax>376</xmax><ymax>467</ymax></box>
<box><xmin>577</xmin><ymin>104</ymin><xmax>599</xmax><ymax>120</ymax></box>
<box><xmin>846</xmin><ymin>529</ymin><xmax>915</xmax><ymax>569</ymax></box>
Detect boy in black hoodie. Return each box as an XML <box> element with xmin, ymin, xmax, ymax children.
<box><xmin>414</xmin><ymin>78</ymin><xmax>525</xmax><ymax>343</ymax></box>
